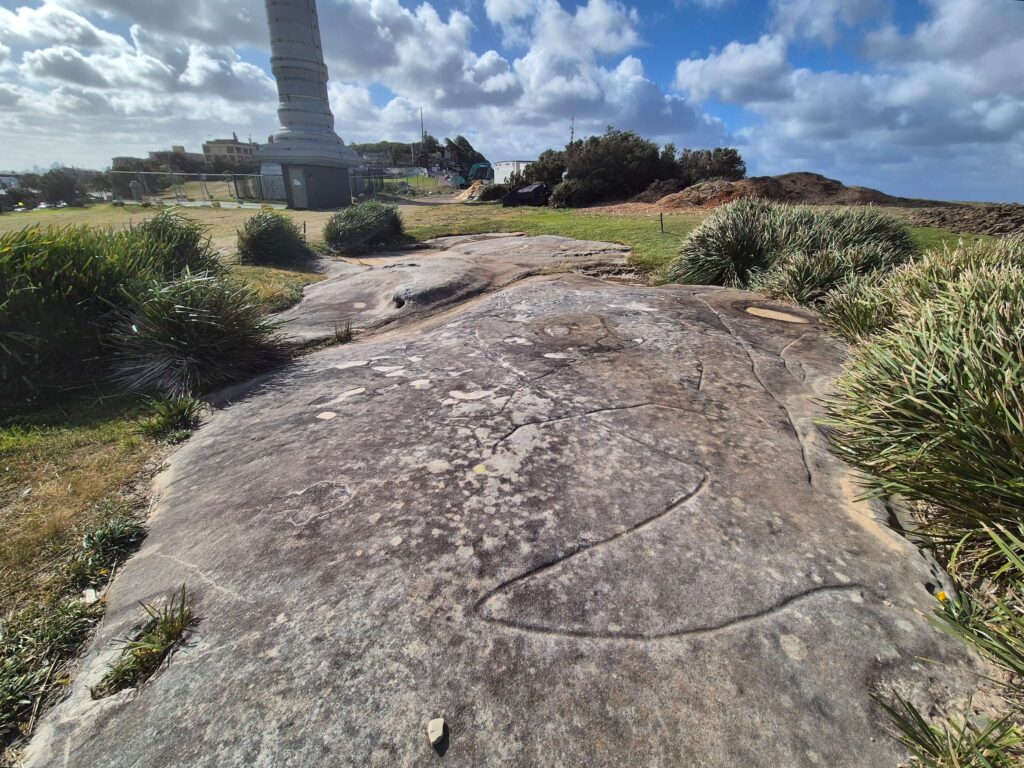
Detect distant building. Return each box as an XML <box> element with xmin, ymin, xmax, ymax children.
<box><xmin>359</xmin><ymin>151</ymin><xmax>391</xmax><ymax>167</ymax></box>
<box><xmin>202</xmin><ymin>133</ymin><xmax>259</xmax><ymax>165</ymax></box>
<box><xmin>149</xmin><ymin>145</ymin><xmax>204</xmax><ymax>164</ymax></box>
<box><xmin>493</xmin><ymin>160</ymin><xmax>535</xmax><ymax>185</ymax></box>
<box><xmin>0</xmin><ymin>174</ymin><xmax>20</xmax><ymax>191</ymax></box>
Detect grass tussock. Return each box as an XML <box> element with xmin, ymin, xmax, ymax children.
<box><xmin>137</xmin><ymin>396</ymin><xmax>204</xmax><ymax>443</ymax></box>
<box><xmin>818</xmin><ymin>237</ymin><xmax>1024</xmax><ymax>762</ymax></box>
<box><xmin>664</xmin><ymin>198</ymin><xmax>917</xmax><ymax>297</ymax></box>
<box><xmin>821</xmin><ymin>262</ymin><xmax>1024</xmax><ymax>538</ymax></box>
<box><xmin>1</xmin><ymin>207</ymin><xmax>296</xmax><ymax>405</ymax></box>
<box><xmin>111</xmin><ymin>270</ymin><xmax>288</xmax><ymax>398</ymax></box>
<box><xmin>236</xmin><ymin>210</ymin><xmax>316</xmax><ymax>267</ymax></box>
<box><xmin>91</xmin><ymin>586</ymin><xmax>194</xmax><ymax>699</ymax></box>
<box><xmin>819</xmin><ymin>237</ymin><xmax>1024</xmax><ymax>341</ymax></box>
<box><xmin>323</xmin><ymin>201</ymin><xmax>405</xmax><ymax>254</ymax></box>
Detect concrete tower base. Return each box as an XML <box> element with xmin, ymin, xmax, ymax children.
<box><xmin>281</xmin><ymin>164</ymin><xmax>351</xmax><ymax>210</ymax></box>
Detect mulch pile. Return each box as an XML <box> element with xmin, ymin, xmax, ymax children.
<box><xmin>657</xmin><ymin>172</ymin><xmax>905</xmax><ymax>209</ymax></box>
<box><xmin>906</xmin><ymin>204</ymin><xmax>1024</xmax><ymax>237</ymax></box>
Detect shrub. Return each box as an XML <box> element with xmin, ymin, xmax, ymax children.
<box><xmin>236</xmin><ymin>210</ymin><xmax>315</xmax><ymax>266</ymax></box>
<box><xmin>665</xmin><ymin>199</ymin><xmax>917</xmax><ymax>290</ymax></box>
<box><xmin>820</xmin><ymin>263</ymin><xmax>1024</xmax><ymax>542</ymax></box>
<box><xmin>111</xmin><ymin>270</ymin><xmax>287</xmax><ymax>397</ymax></box>
<box><xmin>664</xmin><ymin>198</ymin><xmax>781</xmax><ymax>285</ymax></box>
<box><xmin>131</xmin><ymin>210</ymin><xmax>221</xmax><ymax>277</ymax></box>
<box><xmin>477</xmin><ymin>183</ymin><xmax>507</xmax><ymax>202</ymax></box>
<box><xmin>0</xmin><ymin>216</ymin><xmax>222</xmax><ymax>402</ymax></box>
<box><xmin>549</xmin><ymin>179</ymin><xmax>598</xmax><ymax>209</ymax></box>
<box><xmin>323</xmin><ymin>201</ymin><xmax>405</xmax><ymax>254</ymax></box>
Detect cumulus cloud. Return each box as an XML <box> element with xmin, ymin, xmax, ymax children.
<box><xmin>674</xmin><ymin>0</ymin><xmax>1024</xmax><ymax>200</ymax></box>
<box><xmin>771</xmin><ymin>0</ymin><xmax>884</xmax><ymax>45</ymax></box>
<box><xmin>0</xmin><ymin>4</ymin><xmax>128</xmax><ymax>51</ymax></box>
<box><xmin>674</xmin><ymin>35</ymin><xmax>791</xmax><ymax>102</ymax></box>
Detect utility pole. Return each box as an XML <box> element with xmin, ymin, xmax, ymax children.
<box><xmin>420</xmin><ymin>108</ymin><xmax>425</xmax><ymax>145</ymax></box>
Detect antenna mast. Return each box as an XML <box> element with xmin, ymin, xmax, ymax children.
<box><xmin>569</xmin><ymin>115</ymin><xmax>575</xmax><ymax>144</ymax></box>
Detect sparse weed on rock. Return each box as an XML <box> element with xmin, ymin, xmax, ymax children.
<box><xmin>137</xmin><ymin>395</ymin><xmax>204</xmax><ymax>442</ymax></box>
<box><xmin>323</xmin><ymin>201</ymin><xmax>405</xmax><ymax>254</ymax></box>
<box><xmin>91</xmin><ymin>585</ymin><xmax>194</xmax><ymax>699</ymax></box>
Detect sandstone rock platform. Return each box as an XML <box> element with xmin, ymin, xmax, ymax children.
<box><xmin>26</xmin><ymin>236</ymin><xmax>982</xmax><ymax>768</ymax></box>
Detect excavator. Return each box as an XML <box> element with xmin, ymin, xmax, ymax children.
<box><xmin>449</xmin><ymin>162</ymin><xmax>493</xmax><ymax>189</ymax></box>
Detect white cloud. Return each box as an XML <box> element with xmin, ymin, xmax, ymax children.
<box><xmin>771</xmin><ymin>0</ymin><xmax>884</xmax><ymax>45</ymax></box>
<box><xmin>0</xmin><ymin>4</ymin><xmax>128</xmax><ymax>51</ymax></box>
<box><xmin>674</xmin><ymin>35</ymin><xmax>791</xmax><ymax>102</ymax></box>
<box><xmin>675</xmin><ymin>0</ymin><xmax>1024</xmax><ymax>200</ymax></box>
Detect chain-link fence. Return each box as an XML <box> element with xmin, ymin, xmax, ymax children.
<box><xmin>109</xmin><ymin>171</ymin><xmax>286</xmax><ymax>206</ymax></box>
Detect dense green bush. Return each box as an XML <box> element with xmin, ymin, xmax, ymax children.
<box><xmin>323</xmin><ymin>201</ymin><xmax>405</xmax><ymax>253</ymax></box>
<box><xmin>821</xmin><ymin>263</ymin><xmax>1024</xmax><ymax>541</ymax></box>
<box><xmin>111</xmin><ymin>270</ymin><xmax>287</xmax><ymax>398</ymax></box>
<box><xmin>820</xmin><ymin>237</ymin><xmax>1024</xmax><ymax>341</ymax></box>
<box><xmin>549</xmin><ymin>179</ymin><xmax>598</xmax><ymax>209</ymax></box>
<box><xmin>236</xmin><ymin>210</ymin><xmax>315</xmax><ymax>266</ymax></box>
<box><xmin>677</xmin><ymin>148</ymin><xmax>746</xmax><ymax>185</ymax></box>
<box><xmin>665</xmin><ymin>198</ymin><xmax>917</xmax><ymax>292</ymax></box>
<box><xmin>476</xmin><ymin>183</ymin><xmax>507</xmax><ymax>202</ymax></box>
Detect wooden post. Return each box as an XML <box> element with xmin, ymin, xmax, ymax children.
<box><xmin>660</xmin><ymin>212</ymin><xmax>664</xmax><ymax>233</ymax></box>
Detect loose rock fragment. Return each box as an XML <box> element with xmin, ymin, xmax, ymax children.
<box><xmin>427</xmin><ymin>717</ymin><xmax>445</xmax><ymax>746</ymax></box>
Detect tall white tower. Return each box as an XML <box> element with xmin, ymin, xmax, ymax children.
<box><xmin>259</xmin><ymin>0</ymin><xmax>360</xmax><ymax>209</ymax></box>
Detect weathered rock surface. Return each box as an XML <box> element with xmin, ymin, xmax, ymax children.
<box><xmin>27</xmin><ymin>239</ymin><xmax>982</xmax><ymax>768</ymax></box>
<box><xmin>275</xmin><ymin>233</ymin><xmax>631</xmax><ymax>344</ymax></box>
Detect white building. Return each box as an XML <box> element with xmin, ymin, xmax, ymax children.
<box><xmin>493</xmin><ymin>160</ymin><xmax>535</xmax><ymax>185</ymax></box>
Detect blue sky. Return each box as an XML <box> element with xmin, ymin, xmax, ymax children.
<box><xmin>1</xmin><ymin>0</ymin><xmax>1022</xmax><ymax>201</ymax></box>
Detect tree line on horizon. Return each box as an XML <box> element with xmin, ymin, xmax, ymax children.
<box><xmin>507</xmin><ymin>127</ymin><xmax>746</xmax><ymax>208</ymax></box>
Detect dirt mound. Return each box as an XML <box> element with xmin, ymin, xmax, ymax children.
<box><xmin>907</xmin><ymin>203</ymin><xmax>1024</xmax><ymax>237</ymax></box>
<box><xmin>631</xmin><ymin>179</ymin><xmax>688</xmax><ymax>203</ymax></box>
<box><xmin>658</xmin><ymin>173</ymin><xmax>905</xmax><ymax>209</ymax></box>
<box><xmin>455</xmin><ymin>181</ymin><xmax>486</xmax><ymax>201</ymax></box>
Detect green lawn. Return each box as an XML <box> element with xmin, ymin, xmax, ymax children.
<box><xmin>402</xmin><ymin>203</ymin><xmax>705</xmax><ymax>274</ymax></box>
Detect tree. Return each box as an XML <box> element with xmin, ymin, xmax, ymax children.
<box><xmin>38</xmin><ymin>168</ymin><xmax>87</xmax><ymax>205</ymax></box>
<box><xmin>522</xmin><ymin>149</ymin><xmax>566</xmax><ymax>187</ymax></box>
<box><xmin>677</xmin><ymin>147</ymin><xmax>746</xmax><ymax>185</ymax></box>
<box><xmin>561</xmin><ymin>127</ymin><xmax>675</xmax><ymax>203</ymax></box>
<box><xmin>445</xmin><ymin>135</ymin><xmax>487</xmax><ymax>167</ymax></box>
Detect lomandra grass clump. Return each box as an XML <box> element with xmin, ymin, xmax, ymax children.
<box><xmin>0</xmin><ymin>211</ymin><xmax>221</xmax><ymax>402</ymax></box>
<box><xmin>665</xmin><ymin>198</ymin><xmax>916</xmax><ymax>294</ymax></box>
<box><xmin>236</xmin><ymin>210</ymin><xmax>315</xmax><ymax>267</ymax></box>
<box><xmin>323</xmin><ymin>201</ymin><xmax>405</xmax><ymax>254</ymax></box>
<box><xmin>819</xmin><ymin>237</ymin><xmax>1024</xmax><ymax>341</ymax></box>
<box><xmin>111</xmin><ymin>270</ymin><xmax>287</xmax><ymax>398</ymax></box>
<box><xmin>821</xmin><ymin>263</ymin><xmax>1024</xmax><ymax>542</ymax></box>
